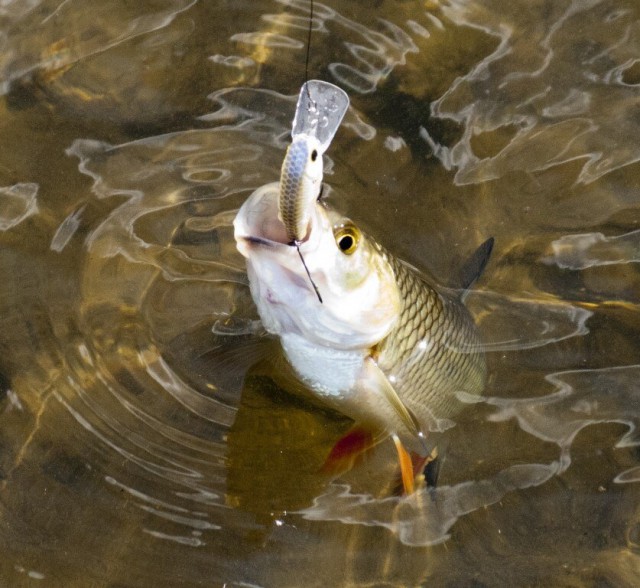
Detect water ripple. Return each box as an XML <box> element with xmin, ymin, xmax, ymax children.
<box><xmin>0</xmin><ymin>182</ymin><xmax>38</xmax><ymax>231</ymax></box>
<box><xmin>469</xmin><ymin>290</ymin><xmax>592</xmax><ymax>351</ymax></box>
<box><xmin>232</xmin><ymin>0</ymin><xmax>421</xmax><ymax>94</ymax></box>
<box><xmin>302</xmin><ymin>363</ymin><xmax>640</xmax><ymax>546</ymax></box>
<box><xmin>50</xmin><ymin>204</ymin><xmax>84</xmax><ymax>252</ymax></box>
<box><xmin>546</xmin><ymin>229</ymin><xmax>640</xmax><ymax>270</ymax></box>
<box><xmin>435</xmin><ymin>0</ymin><xmax>640</xmax><ymax>185</ymax></box>
<box><xmin>301</xmin><ymin>460</ymin><xmax>561</xmax><ymax>547</ymax></box>
<box><xmin>487</xmin><ymin>365</ymin><xmax>640</xmax><ymax>455</ymax></box>
<box><xmin>0</xmin><ymin>0</ymin><xmax>196</xmax><ymax>92</ymax></box>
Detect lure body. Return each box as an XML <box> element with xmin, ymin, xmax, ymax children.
<box><xmin>277</xmin><ymin>80</ymin><xmax>349</xmax><ymax>244</ymax></box>
<box><xmin>278</xmin><ymin>134</ymin><xmax>323</xmax><ymax>243</ymax></box>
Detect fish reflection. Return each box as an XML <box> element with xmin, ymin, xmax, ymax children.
<box><xmin>224</xmin><ymin>356</ymin><xmax>422</xmax><ymax>517</ymax></box>
<box><xmin>225</xmin><ymin>364</ymin><xmax>350</xmax><ymax>516</ymax></box>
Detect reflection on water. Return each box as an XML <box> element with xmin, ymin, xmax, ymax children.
<box><xmin>0</xmin><ymin>0</ymin><xmax>639</xmax><ymax>585</ymax></box>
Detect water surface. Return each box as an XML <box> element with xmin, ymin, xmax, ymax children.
<box><xmin>0</xmin><ymin>0</ymin><xmax>639</xmax><ymax>586</ymax></box>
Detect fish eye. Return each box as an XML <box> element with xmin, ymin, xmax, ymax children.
<box><xmin>334</xmin><ymin>225</ymin><xmax>360</xmax><ymax>255</ymax></box>
<box><xmin>311</xmin><ymin>149</ymin><xmax>318</xmax><ymax>162</ymax></box>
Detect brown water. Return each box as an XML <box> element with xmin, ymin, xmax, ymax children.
<box><xmin>0</xmin><ymin>0</ymin><xmax>639</xmax><ymax>586</ymax></box>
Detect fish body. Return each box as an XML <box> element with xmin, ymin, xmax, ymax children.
<box><xmin>375</xmin><ymin>251</ymin><xmax>487</xmax><ymax>432</ymax></box>
<box><xmin>234</xmin><ymin>80</ymin><xmax>489</xmax><ymax>486</ymax></box>
<box><xmin>234</xmin><ymin>183</ymin><xmax>488</xmax><ymax>453</ymax></box>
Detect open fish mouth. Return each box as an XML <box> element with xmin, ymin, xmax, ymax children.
<box><xmin>234</xmin><ymin>182</ymin><xmax>291</xmax><ymax>251</ymax></box>
<box><xmin>234</xmin><ymin>181</ymin><xmax>318</xmax><ymax>257</ymax></box>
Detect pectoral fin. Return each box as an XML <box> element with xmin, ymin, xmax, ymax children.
<box><xmin>392</xmin><ymin>434</ymin><xmax>416</xmax><ymax>494</ymax></box>
<box><xmin>359</xmin><ymin>357</ymin><xmax>427</xmax><ymax>451</ymax></box>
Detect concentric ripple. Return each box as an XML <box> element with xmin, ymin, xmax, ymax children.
<box><xmin>0</xmin><ymin>0</ymin><xmax>639</xmax><ymax>586</ymax></box>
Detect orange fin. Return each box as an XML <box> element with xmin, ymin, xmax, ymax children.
<box><xmin>391</xmin><ymin>445</ymin><xmax>439</xmax><ymax>495</ymax></box>
<box><xmin>321</xmin><ymin>426</ymin><xmax>377</xmax><ymax>477</ymax></box>
<box><xmin>392</xmin><ymin>434</ymin><xmax>415</xmax><ymax>495</ymax></box>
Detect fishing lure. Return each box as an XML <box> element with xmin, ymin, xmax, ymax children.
<box><xmin>277</xmin><ymin>80</ymin><xmax>349</xmax><ymax>301</ymax></box>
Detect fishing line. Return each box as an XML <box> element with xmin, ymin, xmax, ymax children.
<box><xmin>294</xmin><ymin>0</ymin><xmax>323</xmax><ymax>304</ymax></box>
<box><xmin>304</xmin><ymin>0</ymin><xmax>314</xmax><ymax>102</ymax></box>
<box><xmin>295</xmin><ymin>242</ymin><xmax>323</xmax><ymax>303</ymax></box>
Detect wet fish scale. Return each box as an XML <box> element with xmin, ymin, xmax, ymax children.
<box><xmin>377</xmin><ymin>251</ymin><xmax>486</xmax><ymax>423</ymax></box>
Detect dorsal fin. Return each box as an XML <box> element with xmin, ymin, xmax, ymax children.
<box><xmin>457</xmin><ymin>237</ymin><xmax>494</xmax><ymax>297</ymax></box>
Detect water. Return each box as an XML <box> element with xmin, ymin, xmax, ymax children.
<box><xmin>0</xmin><ymin>0</ymin><xmax>639</xmax><ymax>585</ymax></box>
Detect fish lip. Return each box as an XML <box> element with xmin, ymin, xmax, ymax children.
<box><xmin>233</xmin><ymin>182</ymin><xmax>315</xmax><ymax>253</ymax></box>
<box><xmin>233</xmin><ymin>183</ymin><xmax>290</xmax><ymax>247</ymax></box>
<box><xmin>238</xmin><ymin>234</ymin><xmax>291</xmax><ymax>248</ymax></box>
<box><xmin>237</xmin><ymin>221</ymin><xmax>311</xmax><ymax>248</ymax></box>
<box><xmin>242</xmin><ymin>235</ymin><xmax>277</xmax><ymax>247</ymax></box>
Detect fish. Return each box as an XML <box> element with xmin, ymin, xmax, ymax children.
<box><xmin>233</xmin><ymin>81</ymin><xmax>492</xmax><ymax>493</ymax></box>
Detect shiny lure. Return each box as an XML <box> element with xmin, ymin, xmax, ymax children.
<box><xmin>278</xmin><ymin>80</ymin><xmax>349</xmax><ymax>244</ymax></box>
<box><xmin>234</xmin><ymin>80</ymin><xmax>492</xmax><ymax>493</ymax></box>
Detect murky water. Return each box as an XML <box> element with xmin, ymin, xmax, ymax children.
<box><xmin>0</xmin><ymin>0</ymin><xmax>639</xmax><ymax>585</ymax></box>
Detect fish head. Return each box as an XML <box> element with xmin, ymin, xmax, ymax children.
<box><xmin>234</xmin><ymin>182</ymin><xmax>401</xmax><ymax>351</ymax></box>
